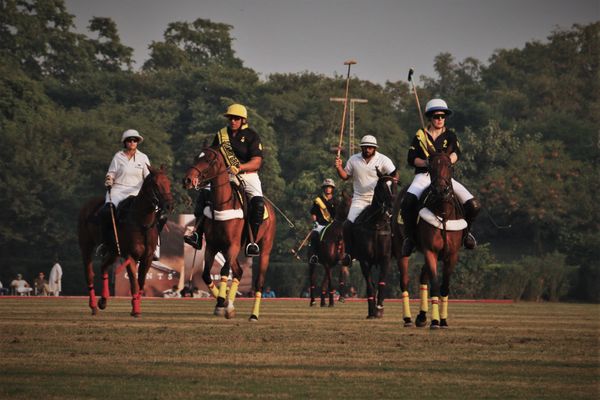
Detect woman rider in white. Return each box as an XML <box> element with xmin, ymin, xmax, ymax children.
<box><xmin>98</xmin><ymin>129</ymin><xmax>150</xmax><ymax>254</ymax></box>
<box><xmin>335</xmin><ymin>135</ymin><xmax>396</xmax><ymax>265</ymax></box>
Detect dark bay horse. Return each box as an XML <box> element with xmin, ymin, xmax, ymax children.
<box><xmin>183</xmin><ymin>146</ymin><xmax>276</xmax><ymax>321</ymax></box>
<box><xmin>78</xmin><ymin>166</ymin><xmax>173</xmax><ymax>316</ymax></box>
<box><xmin>414</xmin><ymin>152</ymin><xmax>465</xmax><ymax>329</ymax></box>
<box><xmin>351</xmin><ymin>170</ymin><xmax>397</xmax><ymax>319</ymax></box>
<box><xmin>309</xmin><ymin>191</ymin><xmax>351</xmax><ymax>307</ymax></box>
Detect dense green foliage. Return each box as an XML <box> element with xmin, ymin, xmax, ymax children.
<box><xmin>1</xmin><ymin>1</ymin><xmax>598</xmax><ymax>301</ymax></box>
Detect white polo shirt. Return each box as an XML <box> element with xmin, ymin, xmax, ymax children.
<box><xmin>105</xmin><ymin>150</ymin><xmax>151</xmax><ymax>206</ymax></box>
<box><xmin>344</xmin><ymin>151</ymin><xmax>396</xmax><ymax>201</ymax></box>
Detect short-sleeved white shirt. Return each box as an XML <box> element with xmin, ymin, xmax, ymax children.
<box><xmin>105</xmin><ymin>150</ymin><xmax>151</xmax><ymax>206</ymax></box>
<box><xmin>344</xmin><ymin>151</ymin><xmax>396</xmax><ymax>201</ymax></box>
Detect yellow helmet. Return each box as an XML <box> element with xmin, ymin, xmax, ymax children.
<box><xmin>224</xmin><ymin>104</ymin><xmax>248</xmax><ymax>119</ymax></box>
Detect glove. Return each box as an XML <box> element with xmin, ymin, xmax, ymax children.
<box><xmin>228</xmin><ymin>165</ymin><xmax>240</xmax><ymax>175</ymax></box>
<box><xmin>104</xmin><ymin>175</ymin><xmax>114</xmax><ymax>188</ymax></box>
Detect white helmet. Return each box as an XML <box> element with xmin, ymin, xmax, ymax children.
<box><xmin>425</xmin><ymin>98</ymin><xmax>452</xmax><ymax>116</ymax></box>
<box><xmin>121</xmin><ymin>129</ymin><xmax>144</xmax><ymax>143</ymax></box>
<box><xmin>321</xmin><ymin>178</ymin><xmax>336</xmax><ymax>188</ymax></box>
<box><xmin>359</xmin><ymin>135</ymin><xmax>378</xmax><ymax>148</ymax></box>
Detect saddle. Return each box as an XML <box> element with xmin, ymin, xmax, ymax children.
<box><xmin>418</xmin><ymin>187</ymin><xmax>467</xmax><ymax>231</ymax></box>
<box><xmin>202</xmin><ymin>181</ymin><xmax>268</xmax><ymax>222</ymax></box>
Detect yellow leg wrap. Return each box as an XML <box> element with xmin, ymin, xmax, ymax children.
<box><xmin>440</xmin><ymin>296</ymin><xmax>449</xmax><ymax>320</ymax></box>
<box><xmin>252</xmin><ymin>291</ymin><xmax>262</xmax><ymax>318</ymax></box>
<box><xmin>419</xmin><ymin>284</ymin><xmax>428</xmax><ymax>312</ymax></box>
<box><xmin>431</xmin><ymin>297</ymin><xmax>440</xmax><ymax>321</ymax></box>
<box><xmin>402</xmin><ymin>291</ymin><xmax>412</xmax><ymax>319</ymax></box>
<box><xmin>218</xmin><ymin>276</ymin><xmax>228</xmax><ymax>299</ymax></box>
<box><xmin>208</xmin><ymin>282</ymin><xmax>219</xmax><ymax>298</ymax></box>
<box><xmin>228</xmin><ymin>278</ymin><xmax>240</xmax><ymax>304</ymax></box>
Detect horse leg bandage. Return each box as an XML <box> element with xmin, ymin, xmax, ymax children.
<box><xmin>440</xmin><ymin>296</ymin><xmax>449</xmax><ymax>320</ymax></box>
<box><xmin>88</xmin><ymin>285</ymin><xmax>97</xmax><ymax>309</ymax></box>
<box><xmin>208</xmin><ymin>282</ymin><xmax>219</xmax><ymax>298</ymax></box>
<box><xmin>431</xmin><ymin>297</ymin><xmax>440</xmax><ymax>321</ymax></box>
<box><xmin>419</xmin><ymin>284</ymin><xmax>429</xmax><ymax>312</ymax></box>
<box><xmin>402</xmin><ymin>291</ymin><xmax>412</xmax><ymax>319</ymax></box>
<box><xmin>218</xmin><ymin>276</ymin><xmax>228</xmax><ymax>299</ymax></box>
<box><xmin>102</xmin><ymin>273</ymin><xmax>110</xmax><ymax>299</ymax></box>
<box><xmin>228</xmin><ymin>278</ymin><xmax>240</xmax><ymax>304</ymax></box>
<box><xmin>252</xmin><ymin>291</ymin><xmax>262</xmax><ymax>318</ymax></box>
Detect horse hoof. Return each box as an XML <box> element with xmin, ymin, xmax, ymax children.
<box><xmin>415</xmin><ymin>311</ymin><xmax>427</xmax><ymax>328</ymax></box>
<box><xmin>328</xmin><ymin>303</ymin><xmax>335</xmax><ymax>308</ymax></box>
<box><xmin>91</xmin><ymin>307</ymin><xmax>99</xmax><ymax>316</ymax></box>
<box><xmin>249</xmin><ymin>315</ymin><xmax>259</xmax><ymax>322</ymax></box>
<box><xmin>403</xmin><ymin>318</ymin><xmax>413</xmax><ymax>327</ymax></box>
<box><xmin>366</xmin><ymin>315</ymin><xmax>376</xmax><ymax>319</ymax></box>
<box><xmin>309</xmin><ymin>300</ymin><xmax>316</xmax><ymax>307</ymax></box>
<box><xmin>375</xmin><ymin>307</ymin><xmax>384</xmax><ymax>318</ymax></box>
<box><xmin>225</xmin><ymin>307</ymin><xmax>236</xmax><ymax>319</ymax></box>
<box><xmin>130</xmin><ymin>312</ymin><xmax>141</xmax><ymax>318</ymax></box>
<box><xmin>338</xmin><ymin>297</ymin><xmax>345</xmax><ymax>304</ymax></box>
<box><xmin>440</xmin><ymin>319</ymin><xmax>449</xmax><ymax>329</ymax></box>
<box><xmin>214</xmin><ymin>307</ymin><xmax>225</xmax><ymax>317</ymax></box>
<box><xmin>98</xmin><ymin>298</ymin><xmax>107</xmax><ymax>310</ymax></box>
<box><xmin>430</xmin><ymin>320</ymin><xmax>440</xmax><ymax>329</ymax></box>
<box><xmin>320</xmin><ymin>302</ymin><xmax>326</xmax><ymax>307</ymax></box>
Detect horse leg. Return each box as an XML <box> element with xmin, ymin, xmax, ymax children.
<box><xmin>338</xmin><ymin>265</ymin><xmax>349</xmax><ymax>303</ymax></box>
<box><xmin>326</xmin><ymin>265</ymin><xmax>334</xmax><ymax>307</ymax></box>
<box><xmin>398</xmin><ymin>256</ymin><xmax>413</xmax><ymax>326</ymax></box>
<box><xmin>214</xmin><ymin>263</ymin><xmax>229</xmax><ymax>317</ymax></box>
<box><xmin>202</xmin><ymin>248</ymin><xmax>219</xmax><ymax>298</ymax></box>
<box><xmin>249</xmin><ymin>250</ymin><xmax>271</xmax><ymax>322</ymax></box>
<box><xmin>82</xmin><ymin>250</ymin><xmax>98</xmax><ymax>315</ymax></box>
<box><xmin>133</xmin><ymin>255</ymin><xmax>153</xmax><ymax>317</ymax></box>
<box><xmin>360</xmin><ymin>261</ymin><xmax>376</xmax><ymax>319</ymax></box>
<box><xmin>423</xmin><ymin>252</ymin><xmax>441</xmax><ymax>329</ymax></box>
<box><xmin>98</xmin><ymin>258</ymin><xmax>113</xmax><ymax>310</ymax></box>
<box><xmin>416</xmin><ymin>264</ymin><xmax>429</xmax><ymax>328</ymax></box>
<box><xmin>375</xmin><ymin>257</ymin><xmax>391</xmax><ymax>319</ymax></box>
<box><xmin>320</xmin><ymin>266</ymin><xmax>327</xmax><ymax>307</ymax></box>
<box><xmin>440</xmin><ymin>254</ymin><xmax>459</xmax><ymax>328</ymax></box>
<box><xmin>123</xmin><ymin>257</ymin><xmax>141</xmax><ymax>317</ymax></box>
<box><xmin>225</xmin><ymin>246</ymin><xmax>243</xmax><ymax>319</ymax></box>
<box><xmin>309</xmin><ymin>263</ymin><xmax>317</xmax><ymax>307</ymax></box>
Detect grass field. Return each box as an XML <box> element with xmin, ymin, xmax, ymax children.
<box><xmin>1</xmin><ymin>297</ymin><xmax>598</xmax><ymax>399</ymax></box>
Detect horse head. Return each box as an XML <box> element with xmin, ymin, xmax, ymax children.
<box><xmin>146</xmin><ymin>165</ymin><xmax>174</xmax><ymax>213</ymax></box>
<box><xmin>373</xmin><ymin>167</ymin><xmax>398</xmax><ymax>210</ymax></box>
<box><xmin>182</xmin><ymin>147</ymin><xmax>224</xmax><ymax>190</ymax></box>
<box><xmin>428</xmin><ymin>152</ymin><xmax>453</xmax><ymax>202</ymax></box>
<box><xmin>335</xmin><ymin>191</ymin><xmax>352</xmax><ymax>221</ymax></box>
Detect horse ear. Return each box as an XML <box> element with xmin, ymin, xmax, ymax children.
<box><xmin>376</xmin><ymin>166</ymin><xmax>382</xmax><ymax>178</ymax></box>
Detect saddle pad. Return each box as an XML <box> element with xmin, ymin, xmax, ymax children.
<box><xmin>203</xmin><ymin>206</ymin><xmax>244</xmax><ymax>221</ymax></box>
<box><xmin>418</xmin><ymin>208</ymin><xmax>467</xmax><ymax>231</ymax></box>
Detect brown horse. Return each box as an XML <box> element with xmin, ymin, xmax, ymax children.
<box><xmin>183</xmin><ymin>147</ymin><xmax>276</xmax><ymax>321</ymax></box>
<box><xmin>414</xmin><ymin>152</ymin><xmax>465</xmax><ymax>329</ymax></box>
<box><xmin>391</xmin><ymin>186</ymin><xmax>414</xmax><ymax>327</ymax></box>
<box><xmin>309</xmin><ymin>191</ymin><xmax>351</xmax><ymax>307</ymax></box>
<box><xmin>351</xmin><ymin>170</ymin><xmax>397</xmax><ymax>319</ymax></box>
<box><xmin>78</xmin><ymin>166</ymin><xmax>173</xmax><ymax>316</ymax></box>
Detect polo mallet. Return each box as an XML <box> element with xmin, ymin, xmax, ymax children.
<box><xmin>336</xmin><ymin>59</ymin><xmax>357</xmax><ymax>158</ymax></box>
<box><xmin>290</xmin><ymin>229</ymin><xmax>313</xmax><ymax>260</ymax></box>
<box><xmin>408</xmin><ymin>68</ymin><xmax>426</xmax><ymax>132</ymax></box>
<box><xmin>107</xmin><ymin>188</ymin><xmax>122</xmax><ymax>257</ymax></box>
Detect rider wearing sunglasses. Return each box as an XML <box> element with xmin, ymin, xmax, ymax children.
<box><xmin>400</xmin><ymin>98</ymin><xmax>480</xmax><ymax>256</ymax></box>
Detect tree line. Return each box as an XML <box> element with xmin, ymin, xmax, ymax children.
<box><xmin>1</xmin><ymin>0</ymin><xmax>598</xmax><ymax>301</ymax></box>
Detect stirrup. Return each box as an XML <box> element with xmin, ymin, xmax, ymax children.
<box><xmin>309</xmin><ymin>255</ymin><xmax>319</xmax><ymax>265</ymax></box>
<box><xmin>184</xmin><ymin>232</ymin><xmax>202</xmax><ymax>250</ymax></box>
<box><xmin>464</xmin><ymin>232</ymin><xmax>477</xmax><ymax>250</ymax></box>
<box><xmin>245</xmin><ymin>242</ymin><xmax>260</xmax><ymax>257</ymax></box>
<box><xmin>95</xmin><ymin>244</ymin><xmax>107</xmax><ymax>258</ymax></box>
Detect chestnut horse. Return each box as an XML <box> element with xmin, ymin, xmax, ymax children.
<box><xmin>309</xmin><ymin>191</ymin><xmax>351</xmax><ymax>307</ymax></box>
<box><xmin>351</xmin><ymin>170</ymin><xmax>397</xmax><ymax>319</ymax></box>
<box><xmin>413</xmin><ymin>152</ymin><xmax>465</xmax><ymax>329</ymax></box>
<box><xmin>183</xmin><ymin>147</ymin><xmax>276</xmax><ymax>321</ymax></box>
<box><xmin>78</xmin><ymin>166</ymin><xmax>173</xmax><ymax>316</ymax></box>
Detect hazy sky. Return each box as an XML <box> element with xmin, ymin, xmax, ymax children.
<box><xmin>65</xmin><ymin>0</ymin><xmax>598</xmax><ymax>85</ymax></box>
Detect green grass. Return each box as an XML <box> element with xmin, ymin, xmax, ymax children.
<box><xmin>1</xmin><ymin>298</ymin><xmax>598</xmax><ymax>399</ymax></box>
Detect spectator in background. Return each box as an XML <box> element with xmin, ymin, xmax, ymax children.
<box><xmin>34</xmin><ymin>272</ymin><xmax>51</xmax><ymax>296</ymax></box>
<box><xmin>263</xmin><ymin>286</ymin><xmax>276</xmax><ymax>298</ymax></box>
<box><xmin>10</xmin><ymin>274</ymin><xmax>33</xmax><ymax>296</ymax></box>
<box><xmin>163</xmin><ymin>285</ymin><xmax>181</xmax><ymax>298</ymax></box>
<box><xmin>49</xmin><ymin>259</ymin><xmax>63</xmax><ymax>296</ymax></box>
<box><xmin>0</xmin><ymin>280</ymin><xmax>10</xmax><ymax>296</ymax></box>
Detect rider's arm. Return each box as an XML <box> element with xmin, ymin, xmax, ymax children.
<box><xmin>335</xmin><ymin>156</ymin><xmax>349</xmax><ymax>180</ymax></box>
<box><xmin>240</xmin><ymin>156</ymin><xmax>262</xmax><ymax>173</ymax></box>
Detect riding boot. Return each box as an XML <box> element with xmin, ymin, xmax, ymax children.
<box><xmin>246</xmin><ymin>196</ymin><xmax>264</xmax><ymax>257</ymax></box>
<box><xmin>308</xmin><ymin>231</ymin><xmax>319</xmax><ymax>265</ymax></box>
<box><xmin>341</xmin><ymin>220</ymin><xmax>354</xmax><ymax>266</ymax></box>
<box><xmin>400</xmin><ymin>193</ymin><xmax>419</xmax><ymax>257</ymax></box>
<box><xmin>462</xmin><ymin>198</ymin><xmax>481</xmax><ymax>250</ymax></box>
<box><xmin>184</xmin><ymin>189</ymin><xmax>209</xmax><ymax>250</ymax></box>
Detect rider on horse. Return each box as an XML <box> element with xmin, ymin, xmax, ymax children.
<box><xmin>334</xmin><ymin>135</ymin><xmax>397</xmax><ymax>265</ymax></box>
<box><xmin>98</xmin><ymin>129</ymin><xmax>153</xmax><ymax>256</ymax></box>
<box><xmin>400</xmin><ymin>98</ymin><xmax>481</xmax><ymax>257</ymax></box>
<box><xmin>308</xmin><ymin>178</ymin><xmax>338</xmax><ymax>265</ymax></box>
<box><xmin>184</xmin><ymin>103</ymin><xmax>265</xmax><ymax>257</ymax></box>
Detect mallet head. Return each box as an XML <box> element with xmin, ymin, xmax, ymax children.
<box><xmin>344</xmin><ymin>59</ymin><xmax>357</xmax><ymax>65</ymax></box>
<box><xmin>408</xmin><ymin>68</ymin><xmax>414</xmax><ymax>82</ymax></box>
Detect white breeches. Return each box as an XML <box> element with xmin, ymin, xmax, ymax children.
<box><xmin>347</xmin><ymin>197</ymin><xmax>372</xmax><ymax>223</ymax></box>
<box><xmin>407</xmin><ymin>173</ymin><xmax>473</xmax><ymax>204</ymax></box>
<box><xmin>232</xmin><ymin>172</ymin><xmax>263</xmax><ymax>198</ymax></box>
<box><xmin>105</xmin><ymin>183</ymin><xmax>142</xmax><ymax>207</ymax></box>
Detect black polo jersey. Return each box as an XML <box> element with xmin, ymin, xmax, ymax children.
<box><xmin>407</xmin><ymin>129</ymin><xmax>461</xmax><ymax>174</ymax></box>
<box><xmin>211</xmin><ymin>126</ymin><xmax>263</xmax><ymax>163</ymax></box>
<box><xmin>310</xmin><ymin>194</ymin><xmax>337</xmax><ymax>225</ymax></box>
